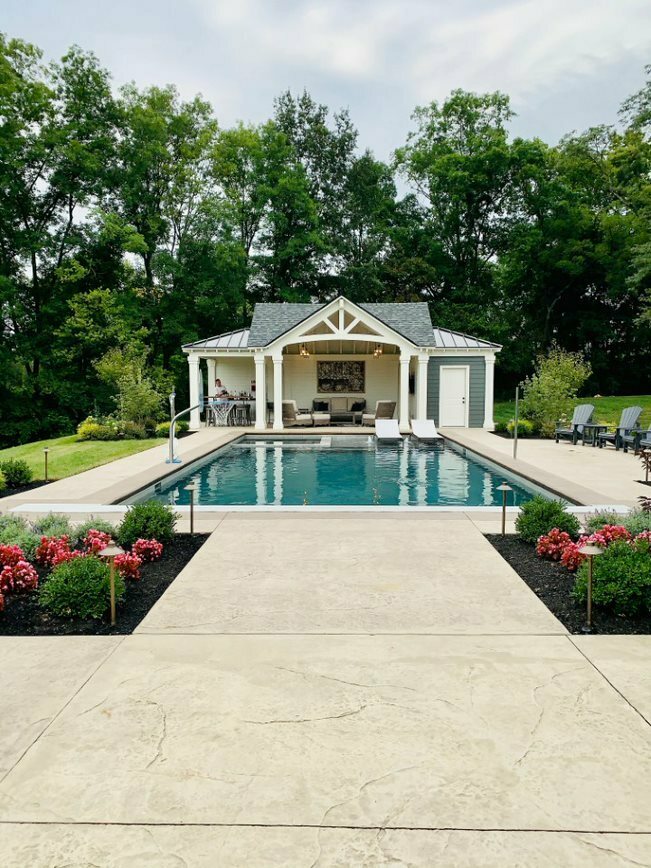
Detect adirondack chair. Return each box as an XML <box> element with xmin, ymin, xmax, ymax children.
<box><xmin>597</xmin><ymin>406</ymin><xmax>643</xmax><ymax>450</ymax></box>
<box><xmin>554</xmin><ymin>404</ymin><xmax>594</xmax><ymax>444</ymax></box>
<box><xmin>622</xmin><ymin>427</ymin><xmax>651</xmax><ymax>454</ymax></box>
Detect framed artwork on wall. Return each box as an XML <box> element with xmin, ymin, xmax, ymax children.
<box><xmin>317</xmin><ymin>360</ymin><xmax>365</xmax><ymax>393</ymax></box>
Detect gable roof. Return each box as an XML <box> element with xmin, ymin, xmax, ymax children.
<box><xmin>247</xmin><ymin>299</ymin><xmax>435</xmax><ymax>347</ymax></box>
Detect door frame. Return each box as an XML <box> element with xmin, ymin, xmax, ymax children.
<box><xmin>438</xmin><ymin>364</ymin><xmax>470</xmax><ymax>427</ymax></box>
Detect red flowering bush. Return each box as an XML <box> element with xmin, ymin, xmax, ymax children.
<box><xmin>0</xmin><ymin>544</ymin><xmax>26</xmax><ymax>568</ymax></box>
<box><xmin>560</xmin><ymin>540</ymin><xmax>587</xmax><ymax>572</ymax></box>
<box><xmin>83</xmin><ymin>529</ymin><xmax>112</xmax><ymax>555</ymax></box>
<box><xmin>588</xmin><ymin>525</ymin><xmax>631</xmax><ymax>547</ymax></box>
<box><xmin>114</xmin><ymin>551</ymin><xmax>142</xmax><ymax>580</ymax></box>
<box><xmin>132</xmin><ymin>538</ymin><xmax>163</xmax><ymax>562</ymax></box>
<box><xmin>635</xmin><ymin>530</ymin><xmax>651</xmax><ymax>546</ymax></box>
<box><xmin>52</xmin><ymin>548</ymin><xmax>86</xmax><ymax>568</ymax></box>
<box><xmin>36</xmin><ymin>535</ymin><xmax>72</xmax><ymax>568</ymax></box>
<box><xmin>536</xmin><ymin>529</ymin><xmax>573</xmax><ymax>561</ymax></box>
<box><xmin>0</xmin><ymin>559</ymin><xmax>38</xmax><ymax>593</ymax></box>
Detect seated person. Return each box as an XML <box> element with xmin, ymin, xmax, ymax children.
<box><xmin>214</xmin><ymin>377</ymin><xmax>229</xmax><ymax>398</ymax></box>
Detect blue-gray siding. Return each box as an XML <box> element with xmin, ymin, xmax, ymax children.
<box><xmin>427</xmin><ymin>357</ymin><xmax>486</xmax><ymax>427</ymax></box>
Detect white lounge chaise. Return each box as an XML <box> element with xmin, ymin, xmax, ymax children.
<box><xmin>411</xmin><ymin>420</ymin><xmax>443</xmax><ymax>442</ymax></box>
<box><xmin>375</xmin><ymin>419</ymin><xmax>403</xmax><ymax>442</ymax></box>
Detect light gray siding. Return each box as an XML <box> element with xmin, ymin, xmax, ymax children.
<box><xmin>427</xmin><ymin>357</ymin><xmax>486</xmax><ymax>427</ymax></box>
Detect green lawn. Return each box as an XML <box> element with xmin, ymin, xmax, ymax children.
<box><xmin>0</xmin><ymin>434</ymin><xmax>165</xmax><ymax>483</ymax></box>
<box><xmin>494</xmin><ymin>395</ymin><xmax>651</xmax><ymax>429</ymax></box>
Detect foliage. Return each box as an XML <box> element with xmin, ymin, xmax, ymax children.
<box><xmin>0</xmin><ymin>458</ymin><xmax>33</xmax><ymax>488</ymax></box>
<box><xmin>36</xmin><ymin>535</ymin><xmax>74</xmax><ymax>568</ymax></box>
<box><xmin>114</xmin><ymin>551</ymin><xmax>142</xmax><ymax>580</ymax></box>
<box><xmin>584</xmin><ymin>510</ymin><xmax>625</xmax><ymax>533</ymax></box>
<box><xmin>40</xmin><ymin>555</ymin><xmax>124</xmax><ymax>620</ymax></box>
<box><xmin>155</xmin><ymin>420</ymin><xmax>189</xmax><ymax>437</ymax></box>
<box><xmin>574</xmin><ymin>539</ymin><xmax>651</xmax><ymax>615</ymax></box>
<box><xmin>494</xmin><ymin>396</ymin><xmax>651</xmax><ymax>431</ymax></box>
<box><xmin>83</xmin><ymin>529</ymin><xmax>112</xmax><ymax>555</ymax></box>
<box><xmin>516</xmin><ymin>496</ymin><xmax>581</xmax><ymax>544</ymax></box>
<box><xmin>77</xmin><ymin>416</ymin><xmax>146</xmax><ymax>441</ymax></box>
<box><xmin>506</xmin><ymin>418</ymin><xmax>538</xmax><ymax>437</ymax></box>
<box><xmin>536</xmin><ymin>529</ymin><xmax>573</xmax><ymax>561</ymax></box>
<box><xmin>1</xmin><ymin>32</ymin><xmax>651</xmax><ymax>443</ymax></box>
<box><xmin>73</xmin><ymin>518</ymin><xmax>116</xmax><ymax>546</ymax></box>
<box><xmin>132</xmin><ymin>538</ymin><xmax>164</xmax><ymax>562</ymax></box>
<box><xmin>0</xmin><ymin>517</ymin><xmax>40</xmax><ymax>561</ymax></box>
<box><xmin>117</xmin><ymin>501</ymin><xmax>177</xmax><ymax>548</ymax></box>
<box><xmin>622</xmin><ymin>508</ymin><xmax>651</xmax><ymax>535</ymax></box>
<box><xmin>32</xmin><ymin>514</ymin><xmax>73</xmax><ymax>538</ymax></box>
<box><xmin>0</xmin><ymin>557</ymin><xmax>38</xmax><ymax>594</ymax></box>
<box><xmin>520</xmin><ymin>346</ymin><xmax>592</xmax><ymax>437</ymax></box>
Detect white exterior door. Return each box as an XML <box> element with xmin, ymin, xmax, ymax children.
<box><xmin>439</xmin><ymin>366</ymin><xmax>468</xmax><ymax>427</ymax></box>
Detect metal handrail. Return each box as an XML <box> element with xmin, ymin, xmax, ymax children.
<box><xmin>167</xmin><ymin>404</ymin><xmax>202</xmax><ymax>464</ymax></box>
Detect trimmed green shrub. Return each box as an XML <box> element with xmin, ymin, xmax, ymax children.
<box><xmin>515</xmin><ymin>495</ymin><xmax>581</xmax><ymax>544</ymax></box>
<box><xmin>120</xmin><ymin>421</ymin><xmax>146</xmax><ymax>440</ymax></box>
<box><xmin>0</xmin><ymin>458</ymin><xmax>33</xmax><ymax>488</ymax></box>
<box><xmin>32</xmin><ymin>513</ymin><xmax>73</xmax><ymax>538</ymax></box>
<box><xmin>622</xmin><ymin>509</ymin><xmax>651</xmax><ymax>536</ymax></box>
<box><xmin>73</xmin><ymin>517</ymin><xmax>117</xmax><ymax>546</ymax></box>
<box><xmin>155</xmin><ymin>420</ymin><xmax>189</xmax><ymax>438</ymax></box>
<box><xmin>0</xmin><ymin>515</ymin><xmax>40</xmax><ymax>560</ymax></box>
<box><xmin>494</xmin><ymin>421</ymin><xmax>508</xmax><ymax>434</ymax></box>
<box><xmin>77</xmin><ymin>417</ymin><xmax>117</xmax><ymax>441</ymax></box>
<box><xmin>118</xmin><ymin>501</ymin><xmax>177</xmax><ymax>548</ymax></box>
<box><xmin>506</xmin><ymin>418</ymin><xmax>538</xmax><ymax>437</ymax></box>
<box><xmin>574</xmin><ymin>539</ymin><xmax>651</xmax><ymax>615</ymax></box>
<box><xmin>40</xmin><ymin>555</ymin><xmax>125</xmax><ymax>620</ymax></box>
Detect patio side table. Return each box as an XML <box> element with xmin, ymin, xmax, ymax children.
<box><xmin>581</xmin><ymin>423</ymin><xmax>608</xmax><ymax>447</ymax></box>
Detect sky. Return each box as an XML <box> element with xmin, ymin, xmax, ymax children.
<box><xmin>4</xmin><ymin>0</ymin><xmax>651</xmax><ymax>161</ymax></box>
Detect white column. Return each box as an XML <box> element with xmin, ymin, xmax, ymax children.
<box><xmin>272</xmin><ymin>354</ymin><xmax>284</xmax><ymax>431</ymax></box>
<box><xmin>188</xmin><ymin>354</ymin><xmax>201</xmax><ymax>430</ymax></box>
<box><xmin>399</xmin><ymin>352</ymin><xmax>411</xmax><ymax>433</ymax></box>
<box><xmin>483</xmin><ymin>355</ymin><xmax>496</xmax><ymax>430</ymax></box>
<box><xmin>254</xmin><ymin>354</ymin><xmax>267</xmax><ymax>430</ymax></box>
<box><xmin>206</xmin><ymin>358</ymin><xmax>216</xmax><ymax>399</ymax></box>
<box><xmin>416</xmin><ymin>354</ymin><xmax>429</xmax><ymax>421</ymax></box>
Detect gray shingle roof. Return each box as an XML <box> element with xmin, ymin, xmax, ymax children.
<box><xmin>358</xmin><ymin>302</ymin><xmax>434</xmax><ymax>346</ymax></box>
<box><xmin>248</xmin><ymin>303</ymin><xmax>326</xmax><ymax>347</ymax></box>
<box><xmin>247</xmin><ymin>299</ymin><xmax>435</xmax><ymax>347</ymax></box>
<box><xmin>183</xmin><ymin>299</ymin><xmax>501</xmax><ymax>353</ymax></box>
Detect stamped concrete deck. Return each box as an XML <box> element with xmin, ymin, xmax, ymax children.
<box><xmin>1</xmin><ymin>514</ymin><xmax>650</xmax><ymax>866</ymax></box>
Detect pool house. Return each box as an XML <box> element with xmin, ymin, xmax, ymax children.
<box><xmin>183</xmin><ymin>296</ymin><xmax>501</xmax><ymax>432</ymax></box>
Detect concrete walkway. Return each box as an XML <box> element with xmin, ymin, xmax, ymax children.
<box><xmin>1</xmin><ymin>514</ymin><xmax>650</xmax><ymax>866</ymax></box>
<box><xmin>444</xmin><ymin>427</ymin><xmax>647</xmax><ymax>507</ymax></box>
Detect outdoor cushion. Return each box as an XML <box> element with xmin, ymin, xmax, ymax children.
<box><xmin>312</xmin><ymin>412</ymin><xmax>331</xmax><ymax>425</ymax></box>
<box><xmin>351</xmin><ymin>400</ymin><xmax>366</xmax><ymax>411</ymax></box>
<box><xmin>313</xmin><ymin>400</ymin><xmax>329</xmax><ymax>411</ymax></box>
<box><xmin>330</xmin><ymin>397</ymin><xmax>348</xmax><ymax>411</ymax></box>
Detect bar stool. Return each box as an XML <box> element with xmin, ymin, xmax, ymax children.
<box><xmin>233</xmin><ymin>404</ymin><xmax>251</xmax><ymax>426</ymax></box>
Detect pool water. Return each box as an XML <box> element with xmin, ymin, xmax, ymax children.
<box><xmin>138</xmin><ymin>436</ymin><xmax>542</xmax><ymax>507</ymax></box>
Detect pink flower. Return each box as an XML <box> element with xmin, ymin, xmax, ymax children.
<box><xmin>0</xmin><ymin>544</ymin><xmax>26</xmax><ymax>568</ymax></box>
<box><xmin>36</xmin><ymin>535</ymin><xmax>72</xmax><ymax>567</ymax></box>
<box><xmin>560</xmin><ymin>538</ymin><xmax>589</xmax><ymax>572</ymax></box>
<box><xmin>536</xmin><ymin>529</ymin><xmax>573</xmax><ymax>561</ymax></box>
<box><xmin>83</xmin><ymin>530</ymin><xmax>112</xmax><ymax>555</ymax></box>
<box><xmin>0</xmin><ymin>560</ymin><xmax>38</xmax><ymax>593</ymax></box>
<box><xmin>132</xmin><ymin>538</ymin><xmax>163</xmax><ymax>562</ymax></box>
<box><xmin>114</xmin><ymin>552</ymin><xmax>142</xmax><ymax>581</ymax></box>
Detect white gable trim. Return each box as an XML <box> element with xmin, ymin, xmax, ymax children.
<box><xmin>265</xmin><ymin>297</ymin><xmax>417</xmax><ymax>355</ymax></box>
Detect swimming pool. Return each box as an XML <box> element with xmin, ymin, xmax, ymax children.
<box><xmin>129</xmin><ymin>435</ymin><xmax>550</xmax><ymax>508</ymax></box>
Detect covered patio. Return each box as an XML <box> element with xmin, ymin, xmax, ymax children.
<box><xmin>183</xmin><ymin>296</ymin><xmax>499</xmax><ymax>433</ymax></box>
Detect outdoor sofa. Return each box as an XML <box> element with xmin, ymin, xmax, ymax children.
<box><xmin>312</xmin><ymin>397</ymin><xmax>366</xmax><ymax>425</ymax></box>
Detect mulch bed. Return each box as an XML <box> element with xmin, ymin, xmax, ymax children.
<box><xmin>486</xmin><ymin>534</ymin><xmax>651</xmax><ymax>635</ymax></box>
<box><xmin>0</xmin><ymin>534</ymin><xmax>209</xmax><ymax>636</ymax></box>
<box><xmin>1</xmin><ymin>480</ymin><xmax>50</xmax><ymax>497</ymax></box>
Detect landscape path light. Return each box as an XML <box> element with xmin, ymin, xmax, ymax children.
<box><xmin>497</xmin><ymin>482</ymin><xmax>512</xmax><ymax>536</ymax></box>
<box><xmin>185</xmin><ymin>483</ymin><xmax>197</xmax><ymax>535</ymax></box>
<box><xmin>578</xmin><ymin>544</ymin><xmax>604</xmax><ymax>634</ymax></box>
<box><xmin>43</xmin><ymin>447</ymin><xmax>49</xmax><ymax>483</ymax></box>
<box><xmin>99</xmin><ymin>543</ymin><xmax>125</xmax><ymax>627</ymax></box>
